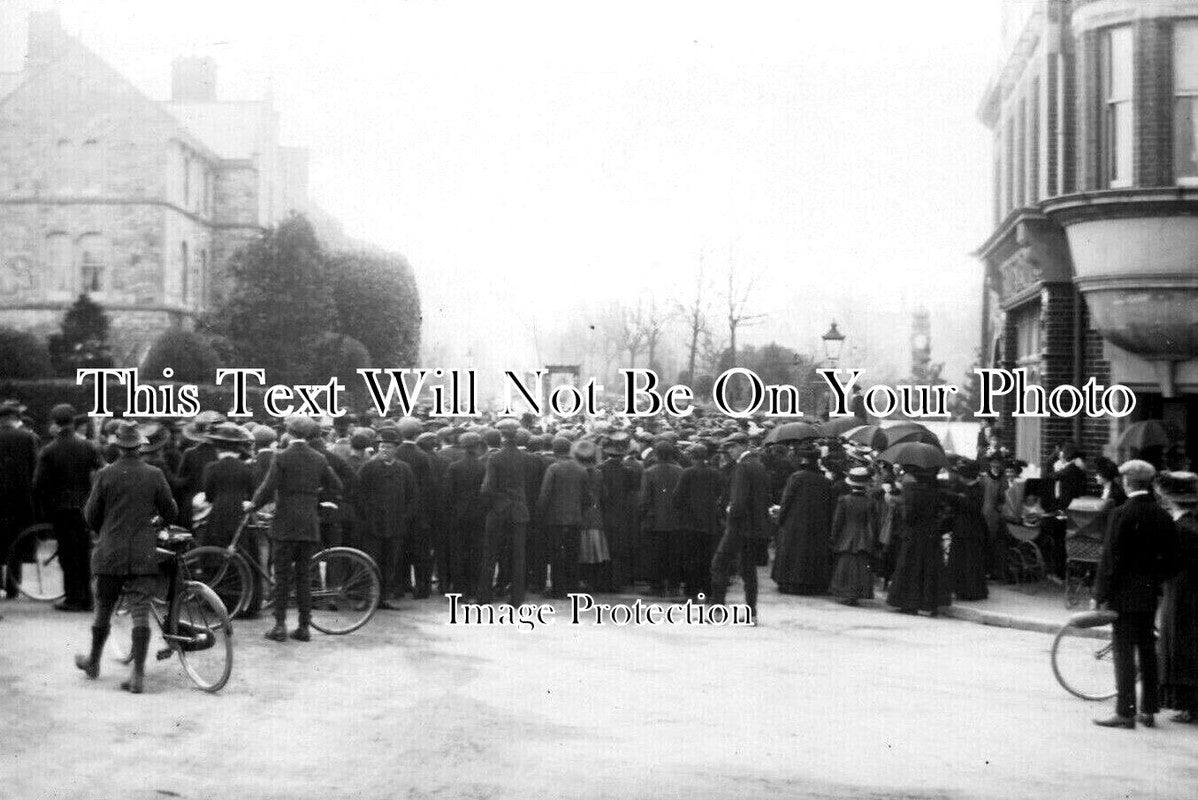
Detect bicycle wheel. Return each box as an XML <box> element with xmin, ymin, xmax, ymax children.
<box><xmin>5</xmin><ymin>524</ymin><xmax>64</xmax><ymax>602</ymax></box>
<box><xmin>182</xmin><ymin>546</ymin><xmax>252</xmax><ymax>618</ymax></box>
<box><xmin>170</xmin><ymin>581</ymin><xmax>233</xmax><ymax>692</ymax></box>
<box><xmin>308</xmin><ymin>547</ymin><xmax>380</xmax><ymax>635</ymax></box>
<box><xmin>1051</xmin><ymin>623</ymin><xmax>1117</xmax><ymax>701</ymax></box>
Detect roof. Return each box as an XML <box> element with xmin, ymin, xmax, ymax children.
<box><xmin>164</xmin><ymin>100</ymin><xmax>275</xmax><ymax>160</ymax></box>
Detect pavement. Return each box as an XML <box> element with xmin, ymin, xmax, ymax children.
<box><xmin>3</xmin><ymin>577</ymin><xmax>1197</xmax><ymax>800</ymax></box>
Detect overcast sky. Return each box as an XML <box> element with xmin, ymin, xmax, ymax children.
<box><xmin>2</xmin><ymin>0</ymin><xmax>1007</xmax><ymax>389</ymax></box>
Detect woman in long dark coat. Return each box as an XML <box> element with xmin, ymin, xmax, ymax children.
<box><xmin>771</xmin><ymin>448</ymin><xmax>833</xmax><ymax>595</ymax></box>
<box><xmin>946</xmin><ymin>462</ymin><xmax>989</xmax><ymax>601</ymax></box>
<box><xmin>829</xmin><ymin>467</ymin><xmax>878</xmax><ymax>604</ymax></box>
<box><xmin>198</xmin><ymin>424</ymin><xmax>255</xmax><ymax>549</ymax></box>
<box><xmin>1157</xmin><ymin>471</ymin><xmax>1198</xmax><ymax>723</ymax></box>
<box><xmin>887</xmin><ymin>468</ymin><xmax>949</xmax><ymax>615</ymax></box>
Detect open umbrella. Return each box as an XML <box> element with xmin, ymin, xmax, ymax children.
<box><xmin>880</xmin><ymin>442</ymin><xmax>948</xmax><ymax>470</ymax></box>
<box><xmin>764</xmin><ymin>421</ymin><xmax>821</xmax><ymax>445</ymax></box>
<box><xmin>1117</xmin><ymin>420</ymin><xmax>1169</xmax><ymax>451</ymax></box>
<box><xmin>844</xmin><ymin>424</ymin><xmax>888</xmax><ymax>451</ymax></box>
<box><xmin>821</xmin><ymin>417</ymin><xmax>863</xmax><ymax>438</ymax></box>
<box><xmin>881</xmin><ymin>421</ymin><xmax>942</xmax><ymax>449</ymax></box>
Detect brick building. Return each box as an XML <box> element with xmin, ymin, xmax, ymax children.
<box><xmin>0</xmin><ymin>11</ymin><xmax>328</xmax><ymax>366</ymax></box>
<box><xmin>978</xmin><ymin>0</ymin><xmax>1198</xmax><ymax>473</ymax></box>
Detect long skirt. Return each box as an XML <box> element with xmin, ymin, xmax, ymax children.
<box><xmin>948</xmin><ymin>533</ymin><xmax>989</xmax><ymax>601</ymax></box>
<box><xmin>829</xmin><ymin>552</ymin><xmax>873</xmax><ymax>601</ymax></box>
<box><xmin>579</xmin><ymin>528</ymin><xmax>610</xmax><ymax>564</ymax></box>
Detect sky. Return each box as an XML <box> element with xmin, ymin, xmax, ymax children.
<box><xmin>1</xmin><ymin>0</ymin><xmax>1009</xmax><ymax>392</ymax></box>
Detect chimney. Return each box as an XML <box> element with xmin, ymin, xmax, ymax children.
<box><xmin>171</xmin><ymin>56</ymin><xmax>218</xmax><ymax>102</ymax></box>
<box><xmin>26</xmin><ymin>10</ymin><xmax>68</xmax><ymax>67</ymax></box>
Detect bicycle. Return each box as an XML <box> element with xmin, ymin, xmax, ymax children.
<box><xmin>4</xmin><ymin>522</ymin><xmax>66</xmax><ymax>602</ymax></box>
<box><xmin>182</xmin><ymin>508</ymin><xmax>381</xmax><ymax>635</ymax></box>
<box><xmin>107</xmin><ymin>525</ymin><xmax>234</xmax><ymax>693</ymax></box>
<box><xmin>1050</xmin><ymin>609</ymin><xmax>1154</xmax><ymax>702</ymax></box>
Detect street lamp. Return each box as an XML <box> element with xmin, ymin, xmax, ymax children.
<box><xmin>822</xmin><ymin>321</ymin><xmax>846</xmax><ymax>367</ymax></box>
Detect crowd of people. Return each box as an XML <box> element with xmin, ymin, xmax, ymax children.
<box><xmin>0</xmin><ymin>397</ymin><xmax>1194</xmax><ymax>722</ymax></box>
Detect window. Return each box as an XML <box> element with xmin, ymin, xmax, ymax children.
<box><xmin>1029</xmin><ymin>77</ymin><xmax>1041</xmax><ymax>202</ymax></box>
<box><xmin>53</xmin><ymin>139</ymin><xmax>72</xmax><ymax>192</ymax></box>
<box><xmin>1102</xmin><ymin>26</ymin><xmax>1134</xmax><ymax>187</ymax></box>
<box><xmin>80</xmin><ymin>139</ymin><xmax>101</xmax><ymax>193</ymax></box>
<box><xmin>180</xmin><ymin>241</ymin><xmax>189</xmax><ymax>302</ymax></box>
<box><xmin>1174</xmin><ymin>22</ymin><xmax>1198</xmax><ymax>181</ymax></box>
<box><xmin>199</xmin><ymin>249</ymin><xmax>208</xmax><ymax>307</ymax></box>
<box><xmin>78</xmin><ymin>233</ymin><xmax>106</xmax><ymax>293</ymax></box>
<box><xmin>45</xmin><ymin>232</ymin><xmax>71</xmax><ymax>292</ymax></box>
<box><xmin>1012</xmin><ymin>304</ymin><xmax>1042</xmax><ymax>466</ymax></box>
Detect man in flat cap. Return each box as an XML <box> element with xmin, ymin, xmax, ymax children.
<box><xmin>246</xmin><ymin>415</ymin><xmax>343</xmax><ymax>643</ymax></box>
<box><xmin>0</xmin><ymin>402</ymin><xmax>40</xmax><ymax>600</ymax></box>
<box><xmin>445</xmin><ymin>431</ymin><xmax>488</xmax><ymax>596</ymax></box>
<box><xmin>479</xmin><ymin>418</ymin><xmax>530</xmax><ymax>605</ymax></box>
<box><xmin>394</xmin><ymin>417</ymin><xmax>433</xmax><ymax>598</ymax></box>
<box><xmin>710</xmin><ymin>432</ymin><xmax>771</xmax><ymax>624</ymax></box>
<box><xmin>1093</xmin><ymin>459</ymin><xmax>1181</xmax><ymax>729</ymax></box>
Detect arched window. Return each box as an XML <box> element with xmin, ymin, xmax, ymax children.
<box><xmin>77</xmin><ymin>233</ymin><xmax>106</xmax><ymax>293</ymax></box>
<box><xmin>180</xmin><ymin>241</ymin><xmax>189</xmax><ymax>302</ymax></box>
<box><xmin>54</xmin><ymin>138</ymin><xmax>72</xmax><ymax>192</ymax></box>
<box><xmin>81</xmin><ymin>139</ymin><xmax>102</xmax><ymax>194</ymax></box>
<box><xmin>45</xmin><ymin>232</ymin><xmax>72</xmax><ymax>293</ymax></box>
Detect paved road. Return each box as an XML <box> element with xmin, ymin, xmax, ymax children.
<box><xmin>2</xmin><ymin>583</ymin><xmax>1196</xmax><ymax>800</ymax></box>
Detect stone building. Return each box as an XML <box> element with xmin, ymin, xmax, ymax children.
<box><xmin>978</xmin><ymin>0</ymin><xmax>1198</xmax><ymax>471</ymax></box>
<box><xmin>0</xmin><ymin>11</ymin><xmax>326</xmax><ymax>366</ymax></box>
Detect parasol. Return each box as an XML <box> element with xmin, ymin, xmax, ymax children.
<box><xmin>844</xmin><ymin>424</ymin><xmax>888</xmax><ymax>451</ymax></box>
<box><xmin>1116</xmin><ymin>420</ymin><xmax>1169</xmax><ymax>451</ymax></box>
<box><xmin>763</xmin><ymin>421</ymin><xmax>822</xmax><ymax>445</ymax></box>
<box><xmin>821</xmin><ymin>417</ymin><xmax>863</xmax><ymax>438</ymax></box>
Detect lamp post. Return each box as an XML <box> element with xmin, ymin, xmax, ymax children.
<box><xmin>818</xmin><ymin>321</ymin><xmax>847</xmax><ymax>419</ymax></box>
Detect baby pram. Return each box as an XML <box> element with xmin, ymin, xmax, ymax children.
<box><xmin>1001</xmin><ymin>478</ymin><xmax>1048</xmax><ymax>585</ymax></box>
<box><xmin>1063</xmin><ymin>496</ymin><xmax>1108</xmax><ymax>608</ymax></box>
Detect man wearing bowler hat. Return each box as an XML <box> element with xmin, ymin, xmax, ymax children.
<box><xmin>710</xmin><ymin>432</ymin><xmax>771</xmax><ymax>624</ymax></box>
<box><xmin>357</xmin><ymin>427</ymin><xmax>417</xmax><ymax>608</ymax></box>
<box><xmin>246</xmin><ymin>415</ymin><xmax>342</xmax><ymax>642</ymax></box>
<box><xmin>33</xmin><ymin>403</ymin><xmax>105</xmax><ymax>610</ymax></box>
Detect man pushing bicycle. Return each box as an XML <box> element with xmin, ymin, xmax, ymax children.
<box><xmin>75</xmin><ymin>421</ymin><xmax>178</xmax><ymax>694</ymax></box>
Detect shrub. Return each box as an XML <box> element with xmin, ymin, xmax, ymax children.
<box><xmin>143</xmin><ymin>329</ymin><xmax>219</xmax><ymax>384</ymax></box>
<box><xmin>0</xmin><ymin>328</ymin><xmax>53</xmax><ymax>379</ymax></box>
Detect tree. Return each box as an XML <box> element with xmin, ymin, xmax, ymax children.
<box><xmin>48</xmin><ymin>294</ymin><xmax>113</xmax><ymax>376</ymax></box>
<box><xmin>143</xmin><ymin>329</ymin><xmax>219</xmax><ymax>384</ymax></box>
<box><xmin>311</xmin><ymin>333</ymin><xmax>372</xmax><ymax>408</ymax></box>
<box><xmin>677</xmin><ymin>256</ymin><xmax>711</xmax><ymax>386</ymax></box>
<box><xmin>636</xmin><ymin>298</ymin><xmax>671</xmax><ymax>376</ymax></box>
<box><xmin>0</xmin><ymin>327</ymin><xmax>53</xmax><ymax>378</ymax></box>
<box><xmin>327</xmin><ymin>250</ymin><xmax>421</xmax><ymax>366</ymax></box>
<box><xmin>207</xmin><ymin>213</ymin><xmax>336</xmax><ymax>384</ymax></box>
<box><xmin>720</xmin><ymin>259</ymin><xmax>766</xmax><ymax>371</ymax></box>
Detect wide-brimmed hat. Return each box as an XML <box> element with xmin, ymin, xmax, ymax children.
<box><xmin>1157</xmin><ymin>471</ymin><xmax>1198</xmax><ymax>503</ymax></box>
<box><xmin>571</xmin><ymin>438</ymin><xmax>598</xmax><ymax>464</ymax></box>
<box><xmin>207</xmin><ymin>422</ymin><xmax>252</xmax><ymax>444</ymax></box>
<box><xmin>846</xmin><ymin>466</ymin><xmax>872</xmax><ymax>487</ymax></box>
<box><xmin>112</xmin><ymin>420</ymin><xmax>148</xmax><ymax>449</ymax></box>
<box><xmin>182</xmin><ymin>410</ymin><xmax>227</xmax><ymax>442</ymax></box>
<box><xmin>139</xmin><ymin>421</ymin><xmax>170</xmax><ymax>453</ymax></box>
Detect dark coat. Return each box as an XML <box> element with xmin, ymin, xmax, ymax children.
<box><xmin>640</xmin><ymin>462</ymin><xmax>684</xmax><ymax>532</ymax></box>
<box><xmin>523</xmin><ymin>450</ymin><xmax>547</xmax><ymax>529</ymax></box>
<box><xmin>887</xmin><ymin>480</ymin><xmax>949</xmax><ymax>613</ymax></box>
<box><xmin>725</xmin><ymin>452</ymin><xmax>772</xmax><ymax>540</ymax></box>
<box><xmin>482</xmin><ymin>444</ymin><xmax>530</xmax><ymax>524</ymax></box>
<box><xmin>445</xmin><ymin>454</ymin><xmax>487</xmax><ymax>531</ymax></box>
<box><xmin>673</xmin><ymin>462</ymin><xmax>726</xmax><ymax>537</ymax></box>
<box><xmin>395</xmin><ymin>442</ymin><xmax>431</xmax><ymax>530</ymax></box>
<box><xmin>176</xmin><ymin>441</ymin><xmax>217</xmax><ymax>529</ymax></box>
<box><xmin>0</xmin><ymin>424</ymin><xmax>39</xmax><ymax>523</ymax></box>
<box><xmin>831</xmin><ymin>491</ymin><xmax>878</xmax><ymax>554</ymax></box>
<box><xmin>538</xmin><ymin>457</ymin><xmax>591</xmax><ymax>527</ymax></box>
<box><xmin>600</xmin><ymin>456</ymin><xmax>640</xmax><ymax>586</ymax></box>
<box><xmin>34</xmin><ymin>431</ymin><xmax>103</xmax><ymax>515</ymax></box>
<box><xmin>1094</xmin><ymin>493</ymin><xmax>1180</xmax><ymax>613</ymax></box>
<box><xmin>356</xmin><ymin>456</ymin><xmax>418</xmax><ymax>540</ymax></box>
<box><xmin>1160</xmin><ymin>512</ymin><xmax>1198</xmax><ymax>709</ymax></box>
<box><xmin>85</xmin><ymin>454</ymin><xmax>178</xmax><ymax>575</ymax></box>
<box><xmin>250</xmin><ymin>440</ymin><xmax>342</xmax><ymax>543</ymax></box>
<box><xmin>201</xmin><ymin>455</ymin><xmax>255</xmax><ymax>547</ymax></box>
<box><xmin>772</xmin><ymin>467</ymin><xmax>833</xmax><ymax>593</ymax></box>
<box><xmin>947</xmin><ymin>481</ymin><xmax>989</xmax><ymax>601</ymax></box>
<box><xmin>1054</xmin><ymin>462</ymin><xmax>1086</xmax><ymax>511</ymax></box>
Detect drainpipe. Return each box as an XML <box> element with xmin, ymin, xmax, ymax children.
<box><xmin>1154</xmin><ymin>361</ymin><xmax>1178</xmax><ymax>399</ymax></box>
<box><xmin>1072</xmin><ymin>294</ymin><xmax>1083</xmax><ymax>446</ymax></box>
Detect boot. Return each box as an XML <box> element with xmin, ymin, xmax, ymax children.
<box><xmin>74</xmin><ymin>625</ymin><xmax>110</xmax><ymax>679</ymax></box>
<box><xmin>121</xmin><ymin>627</ymin><xmax>150</xmax><ymax>694</ymax></box>
<box><xmin>290</xmin><ymin>619</ymin><xmax>311</xmax><ymax>642</ymax></box>
<box><xmin>264</xmin><ymin>620</ymin><xmax>288</xmax><ymax>642</ymax></box>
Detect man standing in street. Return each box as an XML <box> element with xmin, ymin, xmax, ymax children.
<box><xmin>246</xmin><ymin>415</ymin><xmax>342</xmax><ymax>643</ymax></box>
<box><xmin>710</xmin><ymin>432</ymin><xmax>771</xmax><ymax>625</ymax></box>
<box><xmin>395</xmin><ymin>418</ymin><xmax>432</xmax><ymax>599</ymax></box>
<box><xmin>356</xmin><ymin>427</ymin><xmax>416</xmax><ymax>609</ymax></box>
<box><xmin>34</xmin><ymin>403</ymin><xmax>104</xmax><ymax>611</ymax></box>
<box><xmin>537</xmin><ymin>436</ymin><xmax>590</xmax><ymax>598</ymax></box>
<box><xmin>0</xmin><ymin>402</ymin><xmax>39</xmax><ymax>600</ymax></box>
<box><xmin>479</xmin><ymin>418</ymin><xmax>530</xmax><ymax>606</ymax></box>
<box><xmin>1093</xmin><ymin>459</ymin><xmax>1180</xmax><ymax>729</ymax></box>
<box><xmin>673</xmin><ymin>443</ymin><xmax>725</xmax><ymax>600</ymax></box>
<box><xmin>640</xmin><ymin>439</ymin><xmax>684</xmax><ymax>596</ymax></box>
